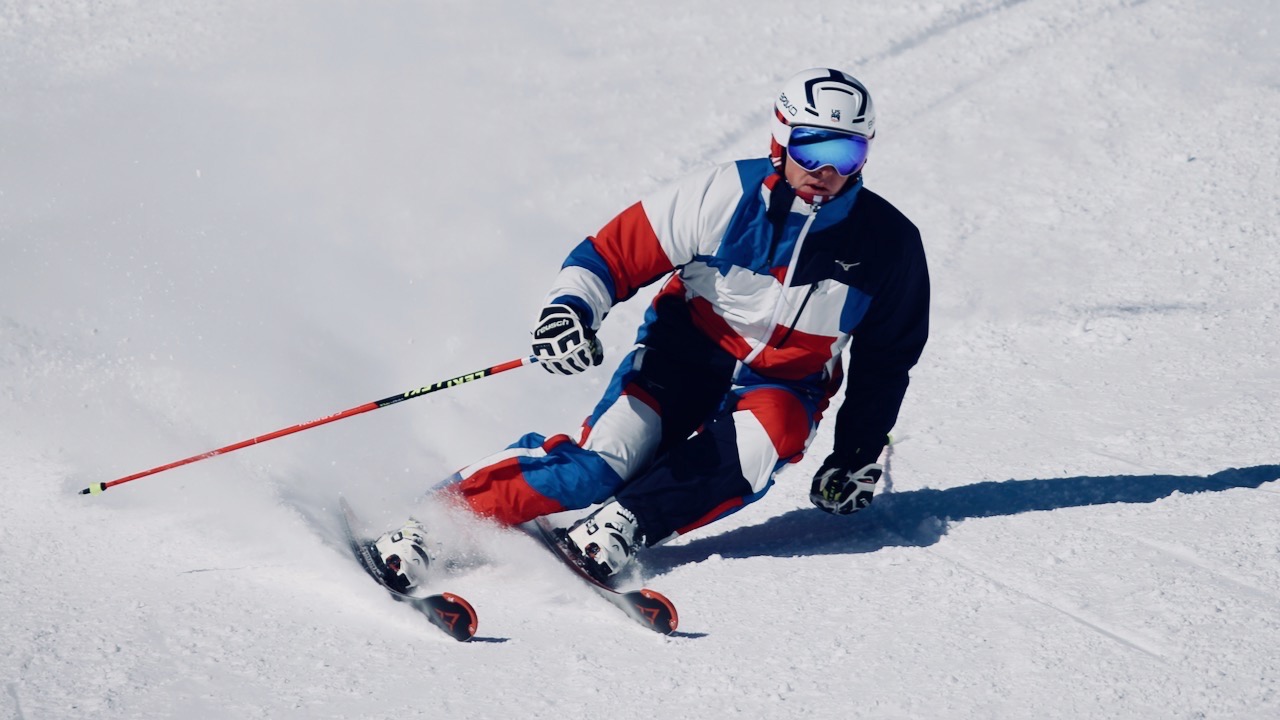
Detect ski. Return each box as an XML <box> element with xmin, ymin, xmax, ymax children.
<box><xmin>338</xmin><ymin>497</ymin><xmax>478</xmax><ymax>642</ymax></box>
<box><xmin>526</xmin><ymin>517</ymin><xmax>679</xmax><ymax>635</ymax></box>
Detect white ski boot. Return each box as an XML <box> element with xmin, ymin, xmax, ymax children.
<box><xmin>565</xmin><ymin>501</ymin><xmax>644</xmax><ymax>583</ymax></box>
<box><xmin>372</xmin><ymin>519</ymin><xmax>434</xmax><ymax>594</ymax></box>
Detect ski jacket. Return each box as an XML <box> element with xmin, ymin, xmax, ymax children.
<box><xmin>545</xmin><ymin>158</ymin><xmax>929</xmax><ymax>465</ymax></box>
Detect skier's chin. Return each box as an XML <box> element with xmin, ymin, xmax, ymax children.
<box><xmin>796</xmin><ymin>179</ymin><xmax>841</xmax><ymax>195</ymax></box>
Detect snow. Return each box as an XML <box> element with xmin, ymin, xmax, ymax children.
<box><xmin>2</xmin><ymin>0</ymin><xmax>1278</xmax><ymax>717</ymax></box>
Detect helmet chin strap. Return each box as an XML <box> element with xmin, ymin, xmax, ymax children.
<box><xmin>769</xmin><ymin>136</ymin><xmax>786</xmax><ymax>171</ymax></box>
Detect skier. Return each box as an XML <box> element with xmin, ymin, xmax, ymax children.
<box><xmin>372</xmin><ymin>67</ymin><xmax>930</xmax><ymax>592</ymax></box>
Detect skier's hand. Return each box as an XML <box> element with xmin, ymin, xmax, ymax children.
<box><xmin>810</xmin><ymin>462</ymin><xmax>882</xmax><ymax>515</ymax></box>
<box><xmin>532</xmin><ymin>303</ymin><xmax>604</xmax><ymax>375</ymax></box>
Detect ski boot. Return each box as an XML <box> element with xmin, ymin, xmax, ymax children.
<box><xmin>564</xmin><ymin>501</ymin><xmax>644</xmax><ymax>584</ymax></box>
<box><xmin>371</xmin><ymin>519</ymin><xmax>434</xmax><ymax>594</ymax></box>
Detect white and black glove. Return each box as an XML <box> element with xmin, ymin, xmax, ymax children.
<box><xmin>532</xmin><ymin>303</ymin><xmax>604</xmax><ymax>375</ymax></box>
<box><xmin>810</xmin><ymin>462</ymin><xmax>883</xmax><ymax>515</ymax></box>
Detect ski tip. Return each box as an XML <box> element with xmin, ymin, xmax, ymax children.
<box><xmin>442</xmin><ymin>592</ymin><xmax>479</xmax><ymax>641</ymax></box>
<box><xmin>424</xmin><ymin>592</ymin><xmax>479</xmax><ymax>642</ymax></box>
<box><xmin>636</xmin><ymin>589</ymin><xmax>679</xmax><ymax>635</ymax></box>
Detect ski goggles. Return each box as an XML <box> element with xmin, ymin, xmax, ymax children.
<box><xmin>785</xmin><ymin>126</ymin><xmax>870</xmax><ymax>176</ymax></box>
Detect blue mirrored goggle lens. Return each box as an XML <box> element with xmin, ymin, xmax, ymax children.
<box><xmin>786</xmin><ymin>126</ymin><xmax>870</xmax><ymax>176</ymax></box>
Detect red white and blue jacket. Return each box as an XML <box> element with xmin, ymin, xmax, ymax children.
<box><xmin>547</xmin><ymin>158</ymin><xmax>929</xmax><ymax>465</ymax></box>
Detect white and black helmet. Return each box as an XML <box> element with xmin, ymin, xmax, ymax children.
<box><xmin>772</xmin><ymin>67</ymin><xmax>876</xmax><ymax>146</ymax></box>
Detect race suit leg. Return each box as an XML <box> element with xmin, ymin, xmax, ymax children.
<box><xmin>613</xmin><ymin>383</ymin><xmax>819</xmax><ymax>544</ymax></box>
<box><xmin>445</xmin><ymin>342</ymin><xmax>733</xmax><ymax>525</ymax></box>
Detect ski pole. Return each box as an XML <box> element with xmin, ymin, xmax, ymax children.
<box><xmin>78</xmin><ymin>355</ymin><xmax>540</xmax><ymax>496</ymax></box>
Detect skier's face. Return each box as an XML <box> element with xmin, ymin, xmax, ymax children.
<box><xmin>783</xmin><ymin>159</ymin><xmax>851</xmax><ymax>197</ymax></box>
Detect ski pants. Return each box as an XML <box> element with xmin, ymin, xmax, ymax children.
<box><xmin>445</xmin><ymin>317</ymin><xmax>824</xmax><ymax>545</ymax></box>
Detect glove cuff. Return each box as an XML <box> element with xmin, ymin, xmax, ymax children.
<box><xmin>827</xmin><ymin>433</ymin><xmax>891</xmax><ymax>468</ymax></box>
<box><xmin>546</xmin><ymin>295</ymin><xmax>597</xmax><ymax>331</ymax></box>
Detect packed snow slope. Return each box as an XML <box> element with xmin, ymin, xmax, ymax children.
<box><xmin>2</xmin><ymin>0</ymin><xmax>1278</xmax><ymax>718</ymax></box>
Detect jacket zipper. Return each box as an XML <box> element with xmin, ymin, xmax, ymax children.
<box><xmin>774</xmin><ymin>283</ymin><xmax>818</xmax><ymax>349</ymax></box>
<box><xmin>744</xmin><ymin>203</ymin><xmax>820</xmax><ymax>362</ymax></box>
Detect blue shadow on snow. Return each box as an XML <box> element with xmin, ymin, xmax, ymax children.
<box><xmin>644</xmin><ymin>464</ymin><xmax>1280</xmax><ymax>571</ymax></box>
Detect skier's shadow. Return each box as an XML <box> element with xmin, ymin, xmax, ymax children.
<box><xmin>644</xmin><ymin>464</ymin><xmax>1280</xmax><ymax>571</ymax></box>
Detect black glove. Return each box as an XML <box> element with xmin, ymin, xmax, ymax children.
<box><xmin>531</xmin><ymin>303</ymin><xmax>604</xmax><ymax>375</ymax></box>
<box><xmin>810</xmin><ymin>462</ymin><xmax>883</xmax><ymax>515</ymax></box>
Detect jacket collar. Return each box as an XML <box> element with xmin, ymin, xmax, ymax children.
<box><xmin>763</xmin><ymin>171</ymin><xmax>862</xmax><ymax>211</ymax></box>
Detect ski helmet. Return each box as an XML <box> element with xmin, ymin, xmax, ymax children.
<box><xmin>771</xmin><ymin>68</ymin><xmax>876</xmax><ymax>174</ymax></box>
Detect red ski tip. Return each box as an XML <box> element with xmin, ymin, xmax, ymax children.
<box><xmin>639</xmin><ymin>589</ymin><xmax>679</xmax><ymax>634</ymax></box>
<box><xmin>441</xmin><ymin>592</ymin><xmax>479</xmax><ymax>640</ymax></box>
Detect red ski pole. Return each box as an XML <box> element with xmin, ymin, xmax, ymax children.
<box><xmin>78</xmin><ymin>355</ymin><xmax>539</xmax><ymax>496</ymax></box>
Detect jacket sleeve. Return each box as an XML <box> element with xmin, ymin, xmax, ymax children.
<box><xmin>542</xmin><ymin>164</ymin><xmax>737</xmax><ymax>329</ymax></box>
<box><xmin>827</xmin><ymin>222</ymin><xmax>930</xmax><ymax>468</ymax></box>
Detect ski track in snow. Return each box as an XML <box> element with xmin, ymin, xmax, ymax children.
<box><xmin>3</xmin><ymin>0</ymin><xmax>1279</xmax><ymax>718</ymax></box>
<box><xmin>921</xmin><ymin>543</ymin><xmax>1171</xmax><ymax>663</ymax></box>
